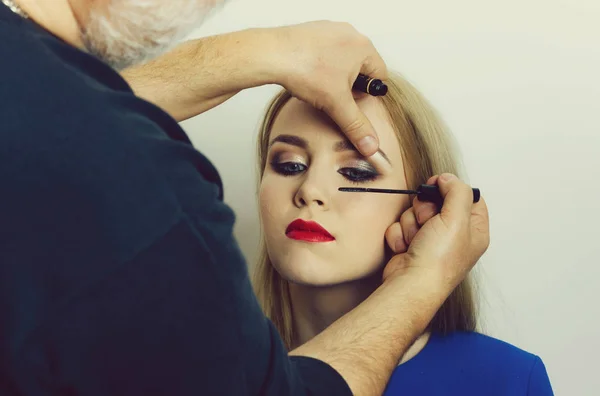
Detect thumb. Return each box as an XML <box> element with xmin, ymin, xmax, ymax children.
<box><xmin>324</xmin><ymin>91</ymin><xmax>379</xmax><ymax>156</ymax></box>
<box><xmin>437</xmin><ymin>173</ymin><xmax>473</xmax><ymax>223</ymax></box>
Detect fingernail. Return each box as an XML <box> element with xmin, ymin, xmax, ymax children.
<box><xmin>440</xmin><ymin>173</ymin><xmax>456</xmax><ymax>182</ymax></box>
<box><xmin>357</xmin><ymin>136</ymin><xmax>377</xmax><ymax>155</ymax></box>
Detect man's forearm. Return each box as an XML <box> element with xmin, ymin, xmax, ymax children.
<box><xmin>290</xmin><ymin>271</ymin><xmax>449</xmax><ymax>396</ymax></box>
<box><xmin>121</xmin><ymin>29</ymin><xmax>279</xmax><ymax>121</ymax></box>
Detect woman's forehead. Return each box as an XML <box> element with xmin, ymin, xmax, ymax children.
<box><xmin>270</xmin><ymin>97</ymin><xmax>400</xmax><ymax>158</ymax></box>
<box><xmin>271</xmin><ymin>97</ymin><xmax>337</xmax><ymax>135</ymax></box>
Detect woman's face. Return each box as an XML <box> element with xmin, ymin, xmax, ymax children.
<box><xmin>259</xmin><ymin>96</ymin><xmax>410</xmax><ymax>286</ymax></box>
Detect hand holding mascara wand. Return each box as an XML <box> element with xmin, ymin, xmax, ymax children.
<box><xmin>339</xmin><ymin>184</ymin><xmax>480</xmax><ymax>207</ymax></box>
<box><xmin>350</xmin><ymin>76</ymin><xmax>481</xmax><ymax>205</ymax></box>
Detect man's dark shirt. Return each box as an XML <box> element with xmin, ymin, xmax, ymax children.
<box><xmin>0</xmin><ymin>5</ymin><xmax>351</xmax><ymax>395</ymax></box>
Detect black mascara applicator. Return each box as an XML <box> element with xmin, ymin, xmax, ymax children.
<box><xmin>339</xmin><ymin>185</ymin><xmax>480</xmax><ymax>206</ymax></box>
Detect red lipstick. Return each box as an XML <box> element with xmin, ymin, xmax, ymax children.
<box><xmin>285</xmin><ymin>219</ymin><xmax>335</xmax><ymax>242</ymax></box>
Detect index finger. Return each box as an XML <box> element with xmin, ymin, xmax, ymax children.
<box><xmin>324</xmin><ymin>91</ymin><xmax>380</xmax><ymax>156</ymax></box>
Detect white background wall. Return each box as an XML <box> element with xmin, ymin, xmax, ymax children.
<box><xmin>180</xmin><ymin>1</ymin><xmax>600</xmax><ymax>394</ymax></box>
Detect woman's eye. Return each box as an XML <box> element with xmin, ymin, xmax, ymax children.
<box><xmin>338</xmin><ymin>167</ymin><xmax>379</xmax><ymax>183</ymax></box>
<box><xmin>272</xmin><ymin>161</ymin><xmax>307</xmax><ymax>176</ymax></box>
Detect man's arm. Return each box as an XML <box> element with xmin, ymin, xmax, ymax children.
<box><xmin>122</xmin><ymin>21</ymin><xmax>388</xmax><ymax>157</ymax></box>
<box><xmin>122</xmin><ymin>30</ymin><xmax>275</xmax><ymax>122</ymax></box>
<box><xmin>290</xmin><ymin>270</ymin><xmax>447</xmax><ymax>395</ymax></box>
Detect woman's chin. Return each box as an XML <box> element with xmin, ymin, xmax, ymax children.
<box><xmin>276</xmin><ymin>262</ymin><xmax>346</xmax><ymax>288</ymax></box>
<box><xmin>275</xmin><ymin>262</ymin><xmax>384</xmax><ymax>289</ymax></box>
<box><xmin>269</xmin><ymin>243</ymin><xmax>387</xmax><ymax>287</ymax></box>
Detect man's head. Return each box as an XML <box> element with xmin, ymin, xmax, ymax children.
<box><xmin>76</xmin><ymin>0</ymin><xmax>226</xmax><ymax>70</ymax></box>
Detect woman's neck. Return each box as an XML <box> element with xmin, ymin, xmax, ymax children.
<box><xmin>289</xmin><ymin>275</ymin><xmax>379</xmax><ymax>348</ymax></box>
<box><xmin>288</xmin><ymin>272</ymin><xmax>430</xmax><ymax>365</ymax></box>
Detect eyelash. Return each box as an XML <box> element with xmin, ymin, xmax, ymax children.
<box><xmin>270</xmin><ymin>160</ymin><xmax>380</xmax><ymax>184</ymax></box>
<box><xmin>338</xmin><ymin>167</ymin><xmax>379</xmax><ymax>184</ymax></box>
<box><xmin>271</xmin><ymin>161</ymin><xmax>307</xmax><ymax>176</ymax></box>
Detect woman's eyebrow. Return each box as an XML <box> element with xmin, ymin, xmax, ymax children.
<box><xmin>333</xmin><ymin>139</ymin><xmax>391</xmax><ymax>165</ymax></box>
<box><xmin>268</xmin><ymin>134</ymin><xmax>308</xmax><ymax>149</ymax></box>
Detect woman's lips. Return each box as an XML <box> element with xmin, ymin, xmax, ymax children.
<box><xmin>285</xmin><ymin>219</ymin><xmax>335</xmax><ymax>242</ymax></box>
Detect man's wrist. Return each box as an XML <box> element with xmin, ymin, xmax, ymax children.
<box><xmin>381</xmin><ymin>266</ymin><xmax>453</xmax><ymax>331</ymax></box>
<box><xmin>209</xmin><ymin>28</ymin><xmax>286</xmax><ymax>90</ymax></box>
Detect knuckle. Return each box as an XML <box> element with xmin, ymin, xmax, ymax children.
<box><xmin>400</xmin><ymin>207</ymin><xmax>414</xmax><ymax>223</ymax></box>
<box><xmin>408</xmin><ymin>225</ymin><xmax>418</xmax><ymax>242</ymax></box>
<box><xmin>358</xmin><ymin>34</ymin><xmax>372</xmax><ymax>47</ymax></box>
<box><xmin>342</xmin><ymin>117</ymin><xmax>366</xmax><ymax>135</ymax></box>
<box><xmin>341</xmin><ymin>21</ymin><xmax>355</xmax><ymax>30</ymax></box>
<box><xmin>445</xmin><ymin>216</ymin><xmax>464</xmax><ymax>235</ymax></box>
<box><xmin>414</xmin><ymin>209</ymin><xmax>421</xmax><ymax>225</ymax></box>
<box><xmin>416</xmin><ymin>209</ymin><xmax>426</xmax><ymax>226</ymax></box>
<box><xmin>426</xmin><ymin>201</ymin><xmax>438</xmax><ymax>213</ymax></box>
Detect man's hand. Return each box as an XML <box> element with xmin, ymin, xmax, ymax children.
<box><xmin>123</xmin><ymin>21</ymin><xmax>387</xmax><ymax>156</ymax></box>
<box><xmin>384</xmin><ymin>174</ymin><xmax>490</xmax><ymax>290</ymax></box>
<box><xmin>270</xmin><ymin>21</ymin><xmax>387</xmax><ymax>156</ymax></box>
<box><xmin>291</xmin><ymin>174</ymin><xmax>488</xmax><ymax>395</ymax></box>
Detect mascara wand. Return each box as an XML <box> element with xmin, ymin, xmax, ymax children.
<box><xmin>339</xmin><ymin>184</ymin><xmax>480</xmax><ymax>206</ymax></box>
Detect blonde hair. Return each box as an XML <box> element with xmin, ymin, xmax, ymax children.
<box><xmin>253</xmin><ymin>72</ymin><xmax>477</xmax><ymax>350</ymax></box>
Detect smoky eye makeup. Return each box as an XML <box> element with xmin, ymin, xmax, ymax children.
<box><xmin>266</xmin><ymin>142</ymin><xmax>383</xmax><ymax>184</ymax></box>
<box><xmin>338</xmin><ymin>159</ymin><xmax>381</xmax><ymax>184</ymax></box>
<box><xmin>269</xmin><ymin>150</ymin><xmax>308</xmax><ymax>177</ymax></box>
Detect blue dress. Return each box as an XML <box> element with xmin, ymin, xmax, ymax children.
<box><xmin>384</xmin><ymin>331</ymin><xmax>554</xmax><ymax>395</ymax></box>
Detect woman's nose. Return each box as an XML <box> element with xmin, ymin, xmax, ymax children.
<box><xmin>296</xmin><ymin>195</ymin><xmax>325</xmax><ymax>207</ymax></box>
<box><xmin>293</xmin><ymin>172</ymin><xmax>331</xmax><ymax>209</ymax></box>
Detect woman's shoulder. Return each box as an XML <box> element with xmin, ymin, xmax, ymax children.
<box><xmin>386</xmin><ymin>332</ymin><xmax>552</xmax><ymax>395</ymax></box>
<box><xmin>427</xmin><ymin>331</ymin><xmax>549</xmax><ymax>376</ymax></box>
<box><xmin>432</xmin><ymin>331</ymin><xmax>538</xmax><ymax>363</ymax></box>
<box><xmin>385</xmin><ymin>331</ymin><xmax>554</xmax><ymax>395</ymax></box>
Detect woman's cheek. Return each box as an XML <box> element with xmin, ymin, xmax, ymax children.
<box><xmin>358</xmin><ymin>200</ymin><xmax>404</xmax><ymax>256</ymax></box>
<box><xmin>343</xmin><ymin>194</ymin><xmax>404</xmax><ymax>222</ymax></box>
<box><xmin>259</xmin><ymin>181</ymin><xmax>287</xmax><ymax>228</ymax></box>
